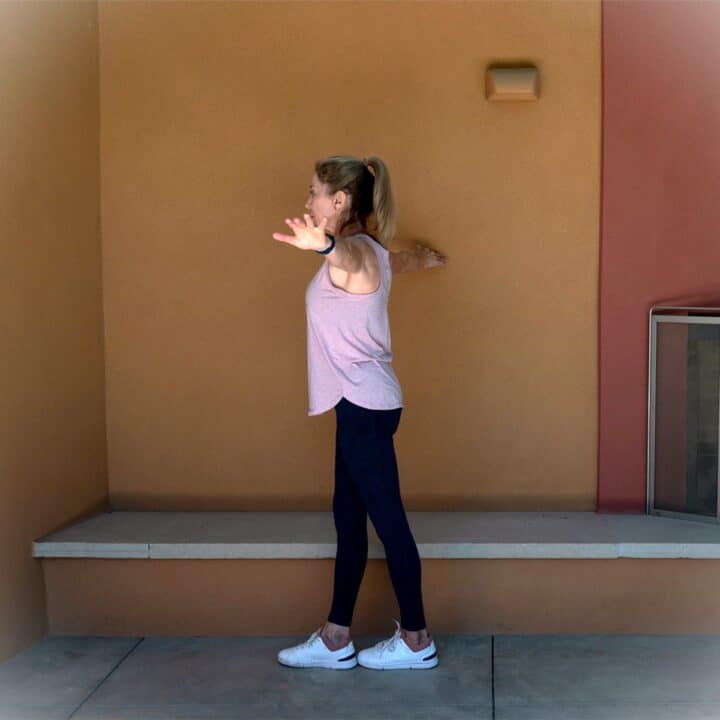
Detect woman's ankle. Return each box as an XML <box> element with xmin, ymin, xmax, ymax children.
<box><xmin>401</xmin><ymin>628</ymin><xmax>432</xmax><ymax>650</ymax></box>
<box><xmin>321</xmin><ymin>623</ymin><xmax>351</xmax><ymax>649</ymax></box>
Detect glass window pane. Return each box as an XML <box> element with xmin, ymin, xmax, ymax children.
<box><xmin>654</xmin><ymin>321</ymin><xmax>719</xmax><ymax>517</ymax></box>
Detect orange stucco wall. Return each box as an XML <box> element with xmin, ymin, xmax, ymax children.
<box><xmin>100</xmin><ymin>0</ymin><xmax>601</xmax><ymax>512</ymax></box>
<box><xmin>46</xmin><ymin>557</ymin><xmax>720</xmax><ymax>637</ymax></box>
<box><xmin>0</xmin><ymin>1</ymin><xmax>108</xmax><ymax>664</ymax></box>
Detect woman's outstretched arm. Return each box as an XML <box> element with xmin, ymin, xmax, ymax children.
<box><xmin>389</xmin><ymin>244</ymin><xmax>448</xmax><ymax>274</ymax></box>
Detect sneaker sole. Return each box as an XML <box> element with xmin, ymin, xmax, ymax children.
<box><xmin>277</xmin><ymin>657</ymin><xmax>358</xmax><ymax>669</ymax></box>
<box><xmin>357</xmin><ymin>656</ymin><xmax>439</xmax><ymax>670</ymax></box>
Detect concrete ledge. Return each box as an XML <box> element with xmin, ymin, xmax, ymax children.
<box><xmin>32</xmin><ymin>511</ymin><xmax>720</xmax><ymax>559</ymax></box>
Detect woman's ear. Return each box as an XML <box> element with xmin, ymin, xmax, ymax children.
<box><xmin>334</xmin><ymin>190</ymin><xmax>350</xmax><ymax>209</ymax></box>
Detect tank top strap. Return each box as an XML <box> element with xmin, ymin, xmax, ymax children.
<box><xmin>355</xmin><ymin>233</ymin><xmax>390</xmax><ymax>288</ymax></box>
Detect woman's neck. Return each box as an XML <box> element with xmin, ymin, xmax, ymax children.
<box><xmin>337</xmin><ymin>220</ymin><xmax>364</xmax><ymax>238</ymax></box>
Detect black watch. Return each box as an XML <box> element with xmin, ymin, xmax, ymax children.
<box><xmin>316</xmin><ymin>232</ymin><xmax>336</xmax><ymax>255</ymax></box>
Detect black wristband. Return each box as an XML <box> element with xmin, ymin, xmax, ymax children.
<box><xmin>316</xmin><ymin>232</ymin><xmax>336</xmax><ymax>255</ymax></box>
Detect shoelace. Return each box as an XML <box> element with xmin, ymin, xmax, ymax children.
<box><xmin>375</xmin><ymin>628</ymin><xmax>402</xmax><ymax>655</ymax></box>
<box><xmin>296</xmin><ymin>629</ymin><xmax>323</xmax><ymax>651</ymax></box>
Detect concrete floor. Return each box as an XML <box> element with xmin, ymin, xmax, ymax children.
<box><xmin>2</xmin><ymin>632</ymin><xmax>720</xmax><ymax>720</ymax></box>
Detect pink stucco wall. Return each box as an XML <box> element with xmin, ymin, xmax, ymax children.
<box><xmin>599</xmin><ymin>0</ymin><xmax>720</xmax><ymax>511</ymax></box>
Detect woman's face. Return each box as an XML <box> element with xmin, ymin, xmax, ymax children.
<box><xmin>305</xmin><ymin>174</ymin><xmax>349</xmax><ymax>234</ymax></box>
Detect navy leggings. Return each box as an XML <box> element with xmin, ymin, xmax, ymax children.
<box><xmin>327</xmin><ymin>396</ymin><xmax>427</xmax><ymax>631</ymax></box>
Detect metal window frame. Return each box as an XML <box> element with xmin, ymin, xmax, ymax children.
<box><xmin>647</xmin><ymin>305</ymin><xmax>720</xmax><ymax>524</ymax></box>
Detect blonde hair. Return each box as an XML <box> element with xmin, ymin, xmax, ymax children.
<box><xmin>314</xmin><ymin>155</ymin><xmax>397</xmax><ymax>248</ymax></box>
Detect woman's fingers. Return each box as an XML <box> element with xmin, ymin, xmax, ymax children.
<box><xmin>273</xmin><ymin>232</ymin><xmax>296</xmax><ymax>243</ymax></box>
<box><xmin>274</xmin><ymin>214</ymin><xmax>328</xmax><ymax>249</ymax></box>
<box><xmin>414</xmin><ymin>242</ymin><xmax>449</xmax><ymax>266</ymax></box>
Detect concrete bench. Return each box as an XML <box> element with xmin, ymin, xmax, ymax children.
<box><xmin>33</xmin><ymin>510</ymin><xmax>720</xmax><ymax>559</ymax></box>
<box><xmin>33</xmin><ymin>511</ymin><xmax>720</xmax><ymax>636</ymax></box>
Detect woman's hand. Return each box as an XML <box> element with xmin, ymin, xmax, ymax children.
<box><xmin>273</xmin><ymin>214</ymin><xmax>331</xmax><ymax>251</ymax></box>
<box><xmin>416</xmin><ymin>243</ymin><xmax>448</xmax><ymax>269</ymax></box>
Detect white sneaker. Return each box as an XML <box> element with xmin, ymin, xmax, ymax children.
<box><xmin>277</xmin><ymin>628</ymin><xmax>358</xmax><ymax>669</ymax></box>
<box><xmin>357</xmin><ymin>619</ymin><xmax>439</xmax><ymax>670</ymax></box>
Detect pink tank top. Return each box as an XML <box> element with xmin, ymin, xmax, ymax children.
<box><xmin>305</xmin><ymin>233</ymin><xmax>404</xmax><ymax>416</ymax></box>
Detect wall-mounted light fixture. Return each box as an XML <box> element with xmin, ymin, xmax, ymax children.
<box><xmin>485</xmin><ymin>66</ymin><xmax>539</xmax><ymax>102</ymax></box>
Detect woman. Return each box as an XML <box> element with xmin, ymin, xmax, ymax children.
<box><xmin>272</xmin><ymin>155</ymin><xmax>447</xmax><ymax>670</ymax></box>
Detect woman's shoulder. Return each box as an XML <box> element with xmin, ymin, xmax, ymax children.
<box><xmin>350</xmin><ymin>231</ymin><xmax>386</xmax><ymax>254</ymax></box>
